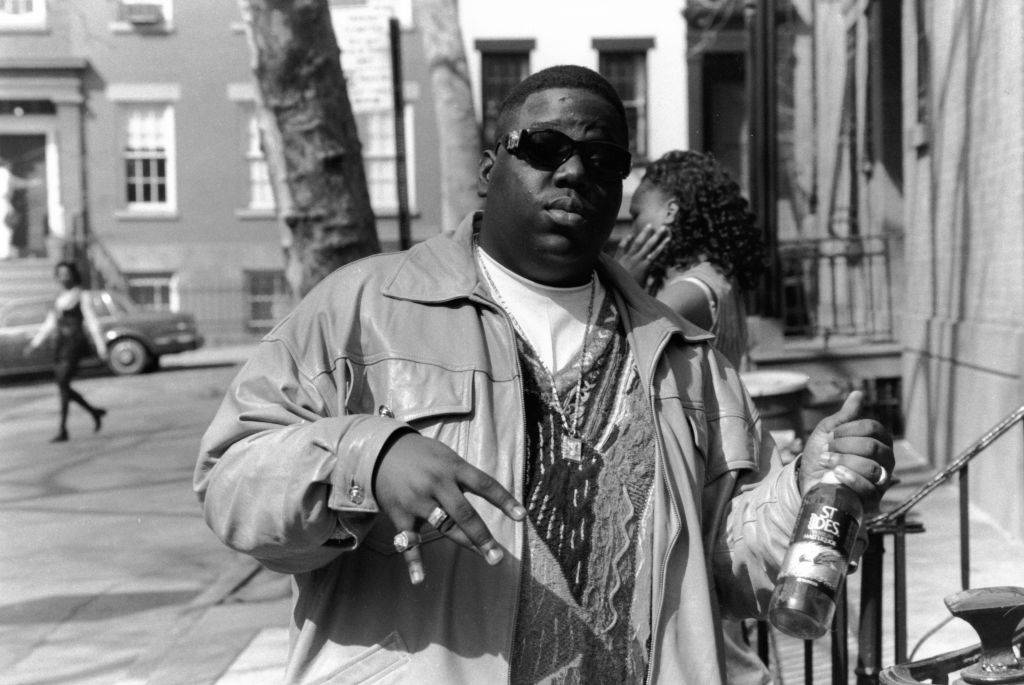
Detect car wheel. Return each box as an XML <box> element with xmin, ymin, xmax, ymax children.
<box><xmin>107</xmin><ymin>338</ymin><xmax>152</xmax><ymax>376</ymax></box>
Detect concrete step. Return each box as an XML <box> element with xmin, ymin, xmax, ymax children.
<box><xmin>0</xmin><ymin>257</ymin><xmax>55</xmax><ymax>303</ymax></box>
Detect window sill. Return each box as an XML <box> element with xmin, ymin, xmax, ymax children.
<box><xmin>373</xmin><ymin>209</ymin><xmax>421</xmax><ymax>220</ymax></box>
<box><xmin>114</xmin><ymin>209</ymin><xmax>180</xmax><ymax>221</ymax></box>
<box><xmin>0</xmin><ymin>24</ymin><xmax>49</xmax><ymax>34</ymax></box>
<box><xmin>235</xmin><ymin>208</ymin><xmax>277</xmax><ymax>220</ymax></box>
<box><xmin>109</xmin><ymin>21</ymin><xmax>176</xmax><ymax>35</ymax></box>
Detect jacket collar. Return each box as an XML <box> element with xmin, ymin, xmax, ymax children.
<box><xmin>380</xmin><ymin>212</ymin><xmax>714</xmax><ymax>348</ymax></box>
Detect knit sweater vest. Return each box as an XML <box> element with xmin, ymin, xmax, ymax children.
<box><xmin>509</xmin><ymin>294</ymin><xmax>658</xmax><ymax>684</ymax></box>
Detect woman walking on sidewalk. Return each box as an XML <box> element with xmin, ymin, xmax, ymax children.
<box><xmin>24</xmin><ymin>261</ymin><xmax>108</xmax><ymax>442</ymax></box>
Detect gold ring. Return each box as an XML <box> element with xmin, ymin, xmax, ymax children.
<box><xmin>875</xmin><ymin>465</ymin><xmax>890</xmax><ymax>487</ymax></box>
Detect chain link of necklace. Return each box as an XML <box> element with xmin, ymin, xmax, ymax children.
<box><xmin>474</xmin><ymin>242</ymin><xmax>596</xmax><ymax>451</ymax></box>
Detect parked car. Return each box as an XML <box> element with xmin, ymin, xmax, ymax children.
<box><xmin>0</xmin><ymin>290</ymin><xmax>204</xmax><ymax>377</ymax></box>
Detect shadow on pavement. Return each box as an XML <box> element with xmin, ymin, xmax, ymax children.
<box><xmin>0</xmin><ymin>589</ymin><xmax>198</xmax><ymax>624</ymax></box>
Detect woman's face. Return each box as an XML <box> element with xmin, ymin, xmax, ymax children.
<box><xmin>55</xmin><ymin>265</ymin><xmax>76</xmax><ymax>289</ymax></box>
<box><xmin>628</xmin><ymin>182</ymin><xmax>675</xmax><ymax>232</ymax></box>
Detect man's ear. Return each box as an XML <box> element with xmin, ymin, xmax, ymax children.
<box><xmin>477</xmin><ymin>150</ymin><xmax>496</xmax><ymax>197</ymax></box>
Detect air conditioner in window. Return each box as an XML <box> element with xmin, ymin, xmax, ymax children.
<box><xmin>119</xmin><ymin>2</ymin><xmax>164</xmax><ymax>25</ymax></box>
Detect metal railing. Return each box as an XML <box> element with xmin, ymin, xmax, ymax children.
<box><xmin>65</xmin><ymin>213</ymin><xmax>129</xmax><ymax>296</ymax></box>
<box><xmin>756</xmin><ymin>403</ymin><xmax>1024</xmax><ymax>683</ymax></box>
<box><xmin>777</xmin><ymin>235</ymin><xmax>897</xmax><ymax>341</ymax></box>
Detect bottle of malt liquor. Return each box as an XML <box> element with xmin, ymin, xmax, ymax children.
<box><xmin>768</xmin><ymin>471</ymin><xmax>864</xmax><ymax>639</ymax></box>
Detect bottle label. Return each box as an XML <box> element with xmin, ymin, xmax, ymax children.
<box><xmin>779</xmin><ymin>501</ymin><xmax>859</xmax><ymax>599</ymax></box>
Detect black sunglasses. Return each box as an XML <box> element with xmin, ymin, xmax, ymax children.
<box><xmin>498</xmin><ymin>128</ymin><xmax>632</xmax><ymax>181</ymax></box>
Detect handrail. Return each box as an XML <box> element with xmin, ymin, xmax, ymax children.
<box><xmin>870</xmin><ymin>403</ymin><xmax>1024</xmax><ymax>525</ymax></box>
<box><xmin>763</xmin><ymin>403</ymin><xmax>1024</xmax><ymax>683</ymax></box>
<box><xmin>66</xmin><ymin>211</ymin><xmax>129</xmax><ymax>295</ymax></box>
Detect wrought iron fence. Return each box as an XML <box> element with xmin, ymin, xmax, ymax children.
<box><xmin>778</xmin><ymin>235</ymin><xmax>897</xmax><ymax>342</ymax></box>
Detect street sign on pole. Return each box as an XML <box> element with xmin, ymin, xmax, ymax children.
<box><xmin>331</xmin><ymin>2</ymin><xmax>411</xmax><ymax>248</ymax></box>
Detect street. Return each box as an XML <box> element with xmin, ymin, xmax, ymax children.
<box><xmin>0</xmin><ymin>358</ymin><xmax>263</xmax><ymax>685</ymax></box>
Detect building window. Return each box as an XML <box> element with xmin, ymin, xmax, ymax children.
<box><xmin>122</xmin><ymin>104</ymin><xmax>176</xmax><ymax>212</ymax></box>
<box><xmin>246</xmin><ymin>115</ymin><xmax>275</xmax><ymax>211</ymax></box>
<box><xmin>126</xmin><ymin>271</ymin><xmax>177</xmax><ymax>311</ymax></box>
<box><xmin>351</xmin><ymin>106</ymin><xmax>417</xmax><ymax>217</ymax></box>
<box><xmin>359</xmin><ymin>110</ymin><xmax>397</xmax><ymax>214</ymax></box>
<box><xmin>701</xmin><ymin>52</ymin><xmax>747</xmax><ymax>193</ymax></box>
<box><xmin>0</xmin><ymin>0</ymin><xmax>46</xmax><ymax>30</ymax></box>
<box><xmin>244</xmin><ymin>270</ymin><xmax>290</xmax><ymax>333</ymax></box>
<box><xmin>477</xmin><ymin>42</ymin><xmax>532</xmax><ymax>147</ymax></box>
<box><xmin>597</xmin><ymin>46</ymin><xmax>650</xmax><ymax>161</ymax></box>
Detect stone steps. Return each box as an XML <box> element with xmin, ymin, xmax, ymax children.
<box><xmin>0</xmin><ymin>257</ymin><xmax>55</xmax><ymax>303</ymax></box>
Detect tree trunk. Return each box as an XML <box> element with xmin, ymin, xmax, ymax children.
<box><xmin>238</xmin><ymin>0</ymin><xmax>380</xmax><ymax>296</ymax></box>
<box><xmin>415</xmin><ymin>0</ymin><xmax>482</xmax><ymax>233</ymax></box>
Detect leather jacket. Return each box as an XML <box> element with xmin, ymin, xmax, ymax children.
<box><xmin>195</xmin><ymin>218</ymin><xmax>802</xmax><ymax>684</ymax></box>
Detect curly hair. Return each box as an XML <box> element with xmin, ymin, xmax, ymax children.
<box><xmin>641</xmin><ymin>150</ymin><xmax>766</xmax><ymax>293</ymax></box>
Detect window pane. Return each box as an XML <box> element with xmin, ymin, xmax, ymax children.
<box><xmin>245</xmin><ymin>270</ymin><xmax>290</xmax><ymax>332</ymax></box>
<box><xmin>124</xmin><ymin>105</ymin><xmax>172</xmax><ymax>206</ymax></box>
<box><xmin>481</xmin><ymin>52</ymin><xmax>529</xmax><ymax>147</ymax></box>
<box><xmin>598</xmin><ymin>52</ymin><xmax>647</xmax><ymax>159</ymax></box>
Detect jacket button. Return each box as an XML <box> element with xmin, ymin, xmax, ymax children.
<box><xmin>348</xmin><ymin>483</ymin><xmax>364</xmax><ymax>505</ymax></box>
<box><xmin>378</xmin><ymin>404</ymin><xmax>394</xmax><ymax>418</ymax></box>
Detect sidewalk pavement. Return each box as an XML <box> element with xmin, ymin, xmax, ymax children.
<box><xmin>159</xmin><ymin>344</ymin><xmax>259</xmax><ymax>371</ymax></box>
<box><xmin>146</xmin><ymin>348</ymin><xmax>1024</xmax><ymax>684</ymax></box>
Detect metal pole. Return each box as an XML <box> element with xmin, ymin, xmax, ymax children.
<box><xmin>757</xmin><ymin>620</ymin><xmax>770</xmax><ymax>666</ymax></box>
<box><xmin>960</xmin><ymin>466</ymin><xmax>970</xmax><ymax>590</ymax></box>
<box><xmin>746</xmin><ymin>0</ymin><xmax>780</xmax><ymax>317</ymax></box>
<box><xmin>763</xmin><ymin>0</ymin><xmax>780</xmax><ymax>317</ymax></box>
<box><xmin>894</xmin><ymin>516</ymin><xmax>908</xmax><ymax>664</ymax></box>
<box><xmin>856</xmin><ymin>532</ymin><xmax>884</xmax><ymax>685</ymax></box>
<box><xmin>389</xmin><ymin>17</ymin><xmax>411</xmax><ymax>250</ymax></box>
<box><xmin>832</xmin><ymin>582</ymin><xmax>849</xmax><ymax>685</ymax></box>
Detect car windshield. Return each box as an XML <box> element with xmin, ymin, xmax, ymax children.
<box><xmin>94</xmin><ymin>291</ymin><xmax>139</xmax><ymax>317</ymax></box>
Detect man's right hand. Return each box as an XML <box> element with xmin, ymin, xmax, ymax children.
<box><xmin>373</xmin><ymin>431</ymin><xmax>526</xmax><ymax>585</ymax></box>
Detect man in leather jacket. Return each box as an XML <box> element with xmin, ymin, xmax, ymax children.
<box><xmin>195</xmin><ymin>65</ymin><xmax>893</xmax><ymax>684</ymax></box>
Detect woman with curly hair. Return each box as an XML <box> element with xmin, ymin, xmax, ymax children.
<box><xmin>616</xmin><ymin>150</ymin><xmax>765</xmax><ymax>369</ymax></box>
<box><xmin>617</xmin><ymin>151</ymin><xmax>770</xmax><ymax>683</ymax></box>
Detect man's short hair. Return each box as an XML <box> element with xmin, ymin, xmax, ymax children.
<box><xmin>494</xmin><ymin>65</ymin><xmax>628</xmax><ymax>145</ymax></box>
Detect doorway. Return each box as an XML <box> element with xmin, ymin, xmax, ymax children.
<box><xmin>0</xmin><ymin>134</ymin><xmax>48</xmax><ymax>259</ymax></box>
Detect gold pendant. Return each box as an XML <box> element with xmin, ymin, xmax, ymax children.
<box><xmin>562</xmin><ymin>436</ymin><xmax>583</xmax><ymax>462</ymax></box>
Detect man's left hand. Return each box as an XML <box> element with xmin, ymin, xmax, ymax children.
<box><xmin>798</xmin><ymin>390</ymin><xmax>894</xmax><ymax>505</ymax></box>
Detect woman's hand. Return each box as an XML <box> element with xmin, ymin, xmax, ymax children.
<box><xmin>614</xmin><ymin>223</ymin><xmax>671</xmax><ymax>285</ymax></box>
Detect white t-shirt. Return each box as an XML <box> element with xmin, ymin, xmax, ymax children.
<box><xmin>475</xmin><ymin>246</ymin><xmax>605</xmax><ymax>376</ymax></box>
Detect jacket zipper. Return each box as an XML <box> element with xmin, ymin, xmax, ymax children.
<box><xmin>643</xmin><ymin>330</ymin><xmax>680</xmax><ymax>685</ymax></box>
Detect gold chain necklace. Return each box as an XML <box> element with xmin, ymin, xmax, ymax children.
<box><xmin>475</xmin><ymin>242</ymin><xmax>596</xmax><ymax>463</ymax></box>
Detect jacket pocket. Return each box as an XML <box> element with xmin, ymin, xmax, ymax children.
<box><xmin>347</xmin><ymin>359</ymin><xmax>475</xmax><ymax>555</ymax></box>
<box><xmin>346</xmin><ymin>359</ymin><xmax>474</xmax><ymax>448</ymax></box>
<box><xmin>307</xmin><ymin>630</ymin><xmax>410</xmax><ymax>684</ymax></box>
